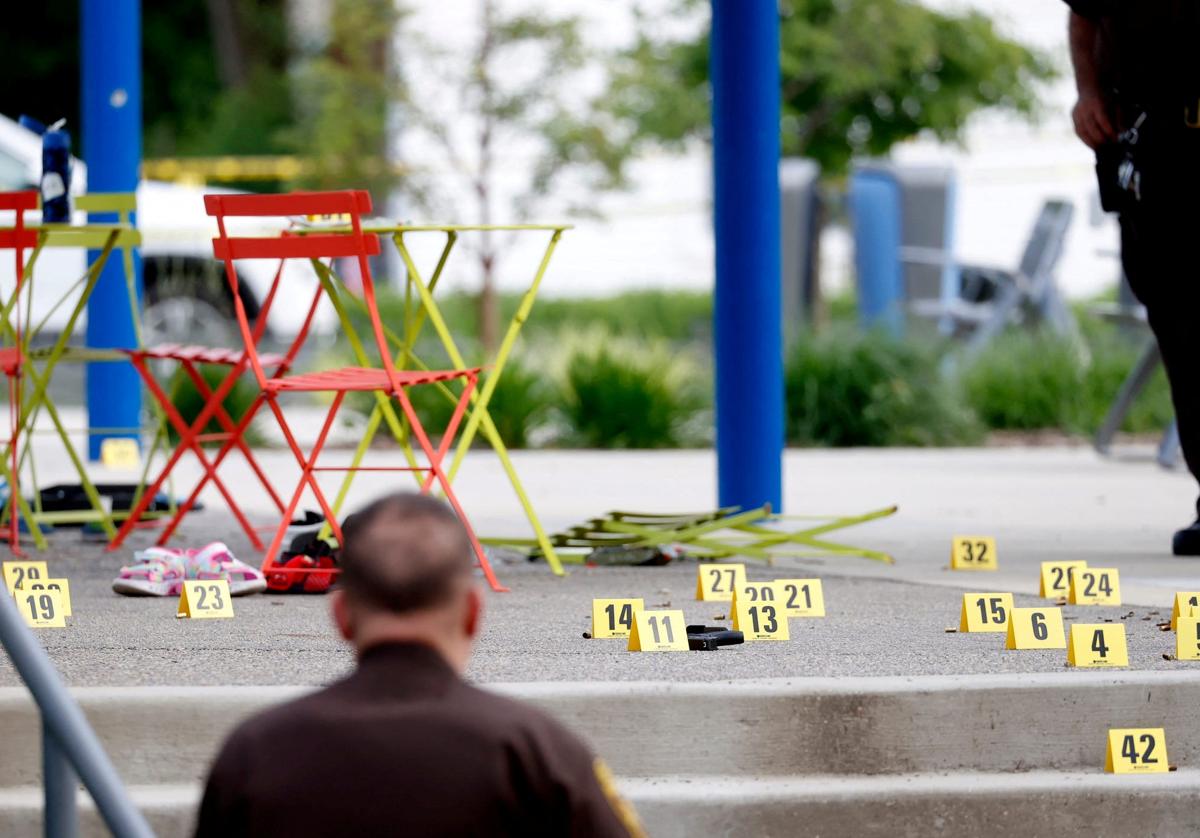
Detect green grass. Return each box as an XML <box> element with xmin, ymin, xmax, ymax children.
<box><xmin>959</xmin><ymin>323</ymin><xmax>1173</xmax><ymax>434</ymax></box>
<box><xmin>557</xmin><ymin>338</ymin><xmax>710</xmax><ymax>449</ymax></box>
<box><xmin>785</xmin><ymin>328</ymin><xmax>982</xmax><ymax>447</ymax></box>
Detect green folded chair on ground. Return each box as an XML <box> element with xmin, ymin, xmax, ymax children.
<box><xmin>484</xmin><ymin>503</ymin><xmax>897</xmax><ymax>566</ymax></box>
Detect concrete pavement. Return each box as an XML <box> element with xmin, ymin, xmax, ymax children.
<box><xmin>0</xmin><ymin>554</ymin><xmax>1188</xmax><ymax>687</ymax></box>
<box><xmin>2</xmin><ymin>441</ymin><xmax>1199</xmax><ymax>685</ymax></box>
<box><xmin>18</xmin><ymin>426</ymin><xmax>1200</xmax><ymax>589</ymax></box>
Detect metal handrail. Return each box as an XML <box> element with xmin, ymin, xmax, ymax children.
<box><xmin>0</xmin><ymin>590</ymin><xmax>153</xmax><ymax>837</ymax></box>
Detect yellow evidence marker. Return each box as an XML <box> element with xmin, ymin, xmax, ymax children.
<box><xmin>730</xmin><ymin>581</ymin><xmax>778</xmax><ymax>609</ymax></box>
<box><xmin>591</xmin><ymin>598</ymin><xmax>645</xmax><ymax>639</ymax></box>
<box><xmin>16</xmin><ymin>578</ymin><xmax>72</xmax><ymax>617</ymax></box>
<box><xmin>1171</xmin><ymin>592</ymin><xmax>1200</xmax><ymax>630</ymax></box>
<box><xmin>959</xmin><ymin>592</ymin><xmax>1014</xmax><ymax>633</ymax></box>
<box><xmin>3</xmin><ymin>560</ymin><xmax>49</xmax><ymax>595</ymax></box>
<box><xmin>1069</xmin><ymin>567</ymin><xmax>1121</xmax><ymax>606</ymax></box>
<box><xmin>1067</xmin><ymin>624</ymin><xmax>1128</xmax><ymax>667</ymax></box>
<box><xmin>628</xmin><ymin>609</ymin><xmax>688</xmax><ymax>652</ymax></box>
<box><xmin>776</xmin><ymin>579</ymin><xmax>825</xmax><ymax>618</ymax></box>
<box><xmin>696</xmin><ymin>563</ymin><xmax>747</xmax><ymax>602</ymax></box>
<box><xmin>1175</xmin><ymin>615</ymin><xmax>1200</xmax><ymax>661</ymax></box>
<box><xmin>14</xmin><ymin>589</ymin><xmax>67</xmax><ymax>629</ymax></box>
<box><xmin>1006</xmin><ymin>607</ymin><xmax>1066</xmax><ymax>650</ymax></box>
<box><xmin>732</xmin><ymin>598</ymin><xmax>789</xmax><ymax>641</ymax></box>
<box><xmin>100</xmin><ymin>437</ymin><xmax>141</xmax><ymax>470</ymax></box>
<box><xmin>1106</xmin><ymin>728</ymin><xmax>1169</xmax><ymax>774</ymax></box>
<box><xmin>1039</xmin><ymin>560</ymin><xmax>1087</xmax><ymax>598</ymax></box>
<box><xmin>177</xmin><ymin>580</ymin><xmax>235</xmax><ymax>619</ymax></box>
<box><xmin>950</xmin><ymin>536</ymin><xmax>997</xmax><ymax>571</ymax></box>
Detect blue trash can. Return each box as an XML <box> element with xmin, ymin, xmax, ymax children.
<box><xmin>848</xmin><ymin>168</ymin><xmax>904</xmax><ymax>335</ymax></box>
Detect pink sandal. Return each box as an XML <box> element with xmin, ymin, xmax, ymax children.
<box><xmin>112</xmin><ymin>548</ymin><xmax>186</xmax><ymax>597</ymax></box>
<box><xmin>185</xmin><ymin>542</ymin><xmax>266</xmax><ymax>596</ymax></box>
<box><xmin>112</xmin><ymin>542</ymin><xmax>266</xmax><ymax>597</ymax></box>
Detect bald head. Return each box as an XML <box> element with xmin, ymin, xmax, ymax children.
<box><xmin>333</xmin><ymin>494</ymin><xmax>483</xmax><ymax>669</ymax></box>
<box><xmin>339</xmin><ymin>493</ymin><xmax>474</xmax><ymax>612</ymax></box>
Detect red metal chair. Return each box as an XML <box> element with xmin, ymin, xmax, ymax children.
<box><xmin>206</xmin><ymin>190</ymin><xmax>507</xmax><ymax>592</ymax></box>
<box><xmin>107</xmin><ymin>254</ymin><xmax>310</xmax><ymax>553</ymax></box>
<box><xmin>0</xmin><ymin>191</ymin><xmax>39</xmax><ymax>553</ymax></box>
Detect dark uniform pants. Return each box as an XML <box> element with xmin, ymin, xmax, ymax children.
<box><xmin>1121</xmin><ymin>197</ymin><xmax>1200</xmax><ymax>511</ymax></box>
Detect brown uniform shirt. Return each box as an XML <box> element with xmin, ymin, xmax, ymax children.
<box><xmin>194</xmin><ymin>643</ymin><xmax>640</xmax><ymax>837</ymax></box>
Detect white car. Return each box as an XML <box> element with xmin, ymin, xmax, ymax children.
<box><xmin>0</xmin><ymin>112</ymin><xmax>334</xmax><ymax>347</ymax></box>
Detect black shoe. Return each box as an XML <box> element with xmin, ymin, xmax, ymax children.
<box><xmin>1172</xmin><ymin>520</ymin><xmax>1200</xmax><ymax>556</ymax></box>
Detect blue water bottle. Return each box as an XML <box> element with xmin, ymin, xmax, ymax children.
<box><xmin>40</xmin><ymin>120</ymin><xmax>72</xmax><ymax>223</ymax></box>
<box><xmin>20</xmin><ymin>115</ymin><xmax>72</xmax><ymax>222</ymax></box>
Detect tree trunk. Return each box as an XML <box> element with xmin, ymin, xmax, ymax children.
<box><xmin>205</xmin><ymin>0</ymin><xmax>248</xmax><ymax>88</ymax></box>
<box><xmin>475</xmin><ymin>0</ymin><xmax>500</xmax><ymax>355</ymax></box>
<box><xmin>479</xmin><ymin>246</ymin><xmax>500</xmax><ymax>355</ymax></box>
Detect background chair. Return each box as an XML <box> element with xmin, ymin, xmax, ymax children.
<box><xmin>1091</xmin><ymin>276</ymin><xmax>1180</xmax><ymax>468</ymax></box>
<box><xmin>11</xmin><ymin>194</ymin><xmax>144</xmax><ymax>542</ymax></box>
<box><xmin>0</xmin><ymin>190</ymin><xmax>38</xmax><ymax>551</ymax></box>
<box><xmin>903</xmin><ymin>199</ymin><xmax>1082</xmax><ymax>363</ymax></box>
<box><xmin>108</xmin><ymin>256</ymin><xmax>303</xmax><ymax>553</ymax></box>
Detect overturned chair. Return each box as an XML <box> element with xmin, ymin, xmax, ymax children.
<box><xmin>485</xmin><ymin>504</ymin><xmax>897</xmax><ymax>566</ymax></box>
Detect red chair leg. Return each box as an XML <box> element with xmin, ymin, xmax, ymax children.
<box><xmin>111</xmin><ymin>356</ymin><xmax>281</xmax><ymax>552</ymax></box>
<box><xmin>258</xmin><ymin>391</ymin><xmax>346</xmax><ymax>571</ymax></box>
<box><xmin>109</xmin><ymin>356</ymin><xmax>206</xmax><ymax>550</ymax></box>
<box><xmin>150</xmin><ymin>362</ymin><xmax>285</xmax><ymax>549</ymax></box>
<box><xmin>259</xmin><ymin>470</ymin><xmax>311</xmax><ymax>581</ymax></box>
<box><xmin>391</xmin><ymin>380</ymin><xmax>507</xmax><ymax>593</ymax></box>
<box><xmin>177</xmin><ymin>361</ymin><xmax>286</xmax><ymax>513</ymax></box>
<box><xmin>419</xmin><ymin>373</ymin><xmax>476</xmax><ymax>494</ymax></box>
<box><xmin>430</xmin><ymin>462</ymin><xmax>508</xmax><ymax>593</ymax></box>
<box><xmin>154</xmin><ymin>360</ymin><xmax>272</xmax><ymax>547</ymax></box>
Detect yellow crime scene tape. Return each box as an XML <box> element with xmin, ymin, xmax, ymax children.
<box><xmin>142</xmin><ymin>156</ymin><xmax>406</xmax><ymax>185</ymax></box>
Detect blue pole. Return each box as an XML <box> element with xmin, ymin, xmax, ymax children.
<box><xmin>711</xmin><ymin>0</ymin><xmax>783</xmax><ymax>512</ymax></box>
<box><xmin>82</xmin><ymin>0</ymin><xmax>142</xmax><ymax>460</ymax></box>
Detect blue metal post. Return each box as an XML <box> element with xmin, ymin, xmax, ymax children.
<box><xmin>82</xmin><ymin>0</ymin><xmax>142</xmax><ymax>459</ymax></box>
<box><xmin>711</xmin><ymin>0</ymin><xmax>783</xmax><ymax>512</ymax></box>
<box><xmin>0</xmin><ymin>593</ymin><xmax>154</xmax><ymax>837</ymax></box>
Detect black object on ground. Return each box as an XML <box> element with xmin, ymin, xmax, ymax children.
<box><xmin>35</xmin><ymin>484</ymin><xmax>199</xmax><ymax>520</ymax></box>
<box><xmin>685</xmin><ymin>624</ymin><xmax>745</xmax><ymax>651</ymax></box>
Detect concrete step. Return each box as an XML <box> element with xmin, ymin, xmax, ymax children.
<box><xmin>0</xmin><ymin>784</ymin><xmax>198</xmax><ymax>838</ymax></box>
<box><xmin>4</xmin><ymin>771</ymin><xmax>1200</xmax><ymax>838</ymax></box>
<box><xmin>626</xmin><ymin>770</ymin><xmax>1200</xmax><ymax>837</ymax></box>
<box><xmin>4</xmin><ymin>672</ymin><xmax>1200</xmax><ymax>785</ymax></box>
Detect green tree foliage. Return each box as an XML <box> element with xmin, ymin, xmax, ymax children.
<box><xmin>604</xmin><ymin>0</ymin><xmax>1057</xmax><ymax>175</ymax></box>
<box><xmin>286</xmin><ymin>0</ymin><xmax>400</xmax><ymax>198</ymax></box>
<box><xmin>1</xmin><ymin>0</ymin><xmax>291</xmax><ymax>158</ymax></box>
<box><xmin>400</xmin><ymin>0</ymin><xmax>633</xmax><ymax>352</ymax></box>
<box><xmin>171</xmin><ymin>0</ymin><xmax>291</xmax><ymax>158</ymax></box>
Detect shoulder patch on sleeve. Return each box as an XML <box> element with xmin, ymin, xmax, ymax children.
<box><xmin>593</xmin><ymin>758</ymin><xmax>647</xmax><ymax>838</ymax></box>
